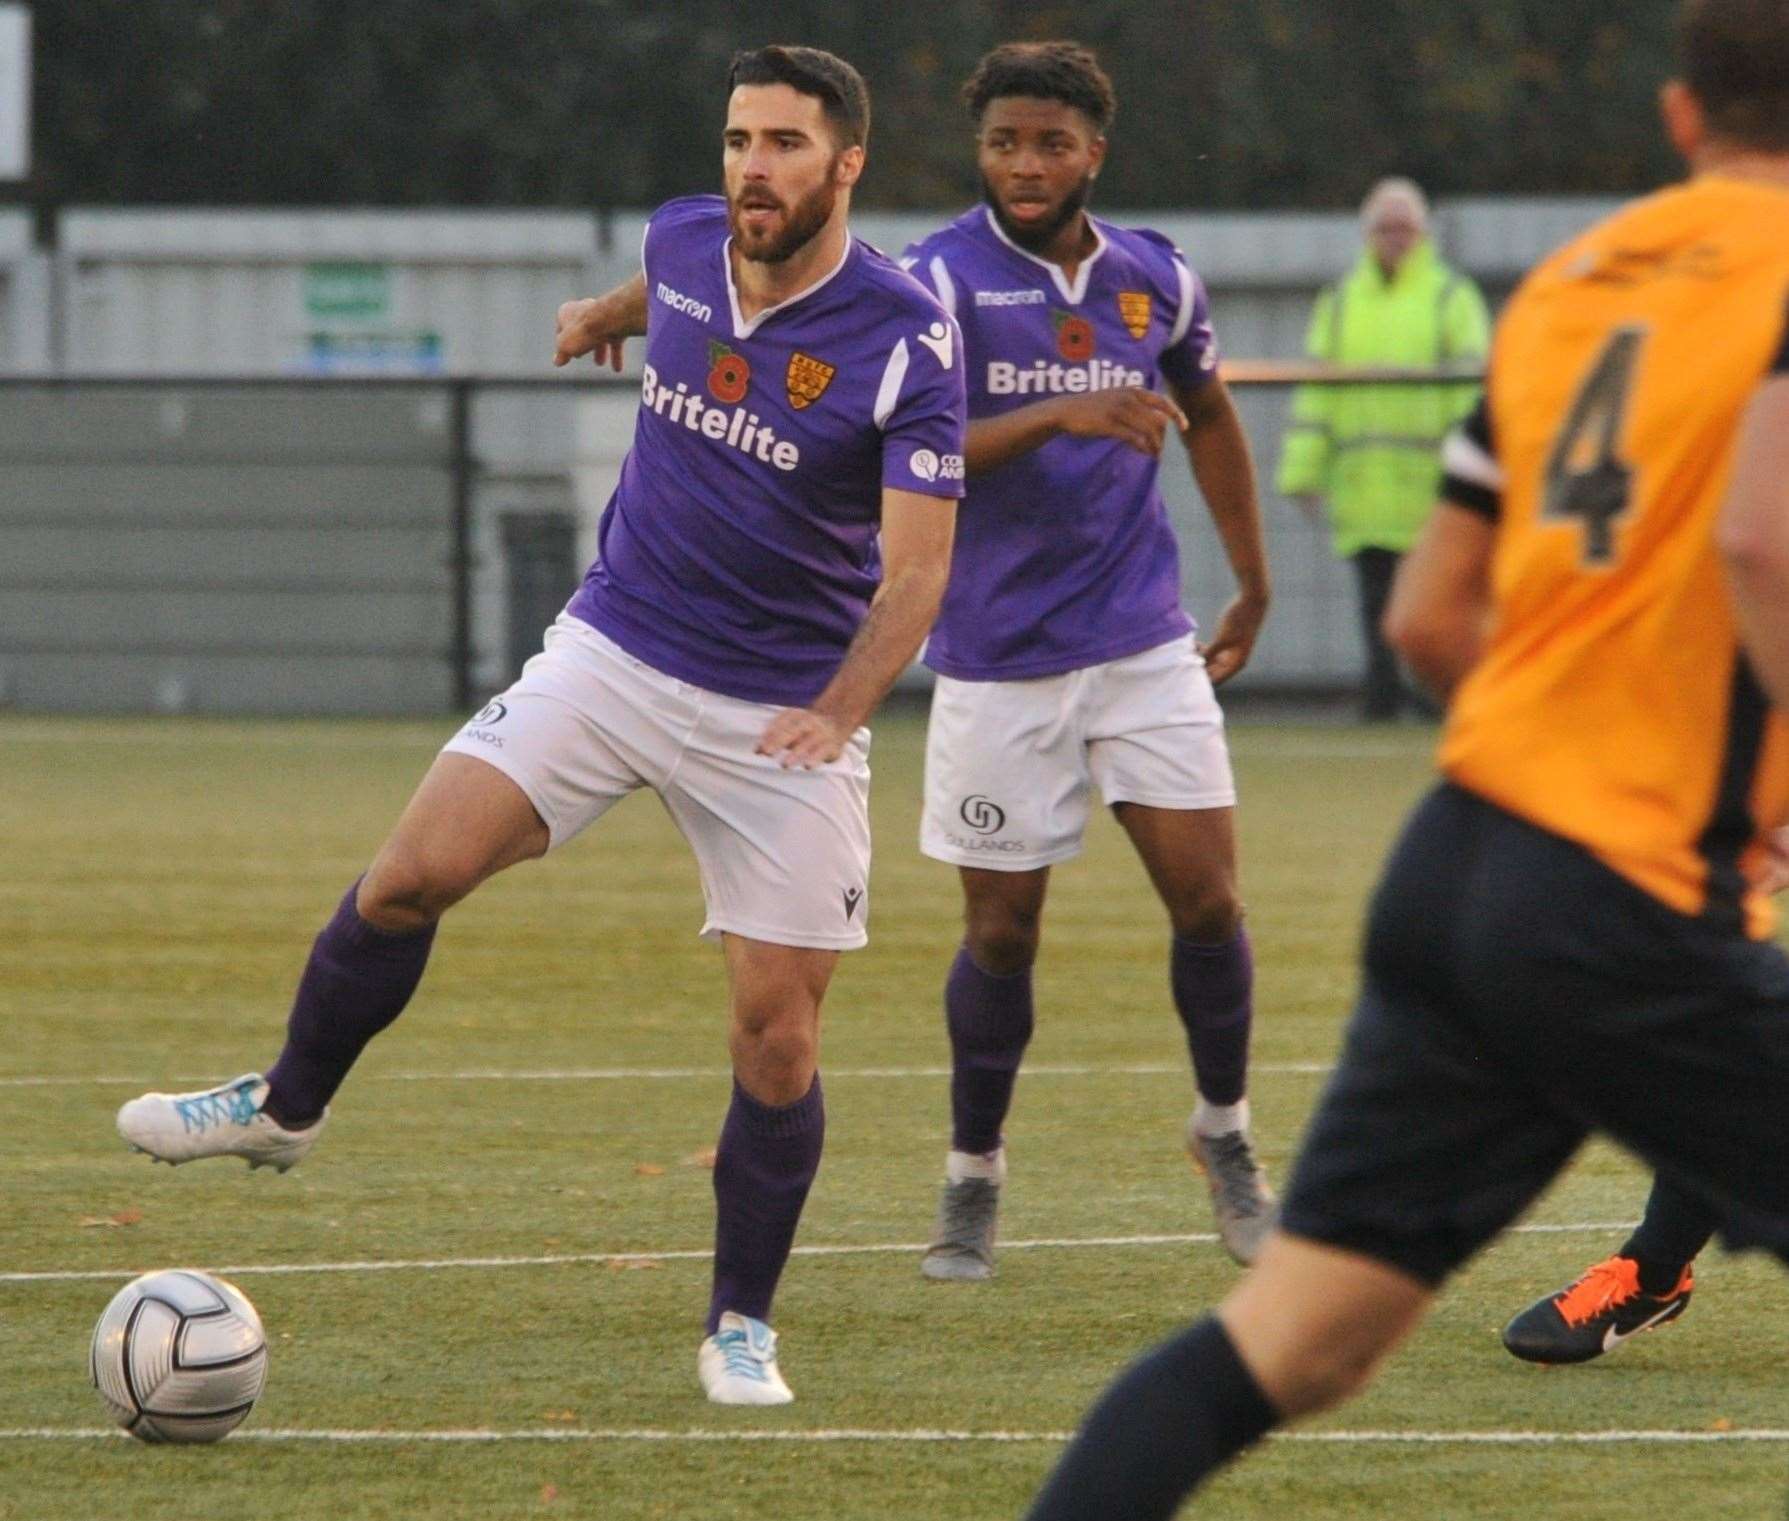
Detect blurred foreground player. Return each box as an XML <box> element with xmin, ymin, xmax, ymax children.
<box><xmin>1502</xmin><ymin>826</ymin><xmax>1789</xmax><ymax>1364</ymax></box>
<box><xmin>116</xmin><ymin>46</ymin><xmax>966</xmax><ymax>1407</ymax></box>
<box><xmin>1024</xmin><ymin>3</ymin><xmax>1789</xmax><ymax>1513</ymax></box>
<box><xmin>902</xmin><ymin>42</ymin><xmax>1275</xmax><ymax>1277</ymax></box>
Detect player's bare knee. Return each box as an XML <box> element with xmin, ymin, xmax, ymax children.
<box><xmin>730</xmin><ymin>1010</ymin><xmax>818</xmax><ymax>1103</ymax></box>
<box><xmin>1169</xmin><ymin>887</ymin><xmax>1243</xmax><ymax>944</ymax></box>
<box><xmin>964</xmin><ymin>923</ymin><xmax>1038</xmax><ymax>976</ymax></box>
<box><xmin>358</xmin><ymin>850</ymin><xmax>472</xmax><ymax>932</ymax></box>
<box><xmin>963</xmin><ymin>899</ymin><xmax>1042</xmax><ymax>975</ymax></box>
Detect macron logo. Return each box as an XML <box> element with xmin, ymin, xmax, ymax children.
<box><xmin>975</xmin><ymin>288</ymin><xmax>1047</xmax><ymax>307</ymax></box>
<box><xmin>656</xmin><ymin>282</ymin><xmax>713</xmax><ymax>324</ymax></box>
<box><xmin>917</xmin><ymin>320</ymin><xmax>954</xmax><ymax>369</ymax></box>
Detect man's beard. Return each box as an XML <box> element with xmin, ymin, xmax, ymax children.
<box><xmin>983</xmin><ymin>171</ymin><xmax>1094</xmax><ymax>253</ymax></box>
<box><xmin>729</xmin><ymin>171</ymin><xmax>840</xmax><ymax>265</ymax></box>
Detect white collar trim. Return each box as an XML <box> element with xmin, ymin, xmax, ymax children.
<box><xmin>723</xmin><ymin>232</ymin><xmax>855</xmax><ymax>340</ymax></box>
<box><xmin>982</xmin><ymin>205</ymin><xmax>1107</xmax><ymax>305</ymax></box>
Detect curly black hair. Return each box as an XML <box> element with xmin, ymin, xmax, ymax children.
<box><xmin>1677</xmin><ymin>0</ymin><xmax>1789</xmax><ymax>151</ymax></box>
<box><xmin>961</xmin><ymin>41</ymin><xmax>1116</xmax><ymax>133</ymax></box>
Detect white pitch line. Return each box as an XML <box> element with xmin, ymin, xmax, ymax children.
<box><xmin>0</xmin><ymin>1062</ymin><xmax>1334</xmax><ymax>1088</ymax></box>
<box><xmin>0</xmin><ymin>1222</ymin><xmax>1638</xmax><ymax>1287</ymax></box>
<box><xmin>3</xmin><ymin>1426</ymin><xmax>1786</xmax><ymax>1446</ymax></box>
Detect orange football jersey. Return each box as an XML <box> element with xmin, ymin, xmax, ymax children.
<box><xmin>1439</xmin><ymin>176</ymin><xmax>1789</xmax><ymax>936</ymax></box>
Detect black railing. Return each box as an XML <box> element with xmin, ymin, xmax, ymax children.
<box><xmin>0</xmin><ymin>366</ymin><xmax>1485</xmax><ymax>714</ymax></box>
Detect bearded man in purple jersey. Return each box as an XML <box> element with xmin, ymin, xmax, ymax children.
<box><xmin>902</xmin><ymin>42</ymin><xmax>1275</xmax><ymax>1278</ymax></box>
<box><xmin>115</xmin><ymin>46</ymin><xmax>966</xmax><ymax>1407</ymax></box>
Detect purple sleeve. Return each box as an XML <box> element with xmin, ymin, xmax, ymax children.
<box><xmin>641</xmin><ymin>195</ymin><xmax>725</xmax><ymax>282</ymax></box>
<box><xmin>879</xmin><ymin>314</ymin><xmax>968</xmax><ymax>499</ymax></box>
<box><xmin>1159</xmin><ymin>263</ymin><xmax>1222</xmax><ymax>391</ymax></box>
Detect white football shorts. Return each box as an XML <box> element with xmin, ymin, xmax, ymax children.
<box><xmin>921</xmin><ymin>634</ymin><xmax>1236</xmax><ymax>872</ymax></box>
<box><xmin>441</xmin><ymin>614</ymin><xmax>872</xmax><ymax>950</ymax></box>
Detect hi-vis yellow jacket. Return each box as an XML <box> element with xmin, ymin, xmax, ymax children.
<box><xmin>1276</xmin><ymin>240</ymin><xmax>1491</xmax><ymax>556</ymax></box>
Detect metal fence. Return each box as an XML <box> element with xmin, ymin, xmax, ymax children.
<box><xmin>0</xmin><ymin>368</ymin><xmax>1477</xmax><ymax>717</ymax></box>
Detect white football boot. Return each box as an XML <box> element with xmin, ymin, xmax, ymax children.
<box><xmin>1186</xmin><ymin>1114</ymin><xmax>1277</xmax><ymax>1266</ymax></box>
<box><xmin>697</xmin><ymin>1312</ymin><xmax>794</xmax><ymax>1405</ymax></box>
<box><xmin>117</xmin><ymin>1073</ymin><xmax>325</xmax><ymax>1172</ymax></box>
<box><xmin>920</xmin><ymin>1146</ymin><xmax>1008</xmax><ymax>1282</ymax></box>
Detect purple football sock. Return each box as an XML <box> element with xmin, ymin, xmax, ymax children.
<box><xmin>946</xmin><ymin>945</ymin><xmax>1035</xmax><ymax>1155</ymax></box>
<box><xmin>707</xmin><ymin>1075</ymin><xmax>825</xmax><ymax>1334</ymax></box>
<box><xmin>1170</xmin><ymin>929</ymin><xmax>1253</xmax><ymax>1109</ymax></box>
<box><xmin>262</xmin><ymin>880</ymin><xmax>436</xmax><ymax>1127</ymax></box>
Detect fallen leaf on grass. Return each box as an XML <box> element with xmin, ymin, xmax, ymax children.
<box><xmin>605</xmin><ymin>1257</ymin><xmax>662</xmax><ymax>1272</ymax></box>
<box><xmin>1711</xmin><ymin>1416</ymin><xmax>1733</xmax><ymax>1432</ymax></box>
<box><xmin>541</xmin><ymin>1409</ymin><xmax>578</xmax><ymax>1423</ymax></box>
<box><xmin>634</xmin><ymin>1163</ymin><xmax>665</xmax><ymax>1177</ymax></box>
<box><xmin>681</xmin><ymin>1148</ymin><xmax>718</xmax><ymax>1169</ymax></box>
<box><xmin>79</xmin><ymin>1209</ymin><xmax>143</xmax><ymax>1229</ymax></box>
<box><xmin>540</xmin><ymin>1483</ymin><xmax>559</xmax><ymax>1503</ymax></box>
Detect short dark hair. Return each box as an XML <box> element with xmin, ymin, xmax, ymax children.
<box><xmin>726</xmin><ymin>46</ymin><xmax>870</xmax><ymax>149</ymax></box>
<box><xmin>1677</xmin><ymin>0</ymin><xmax>1789</xmax><ymax>151</ymax></box>
<box><xmin>961</xmin><ymin>41</ymin><xmax>1117</xmax><ymax>134</ymax></box>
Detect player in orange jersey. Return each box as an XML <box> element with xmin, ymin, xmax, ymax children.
<box><xmin>1022</xmin><ymin>3</ymin><xmax>1789</xmax><ymax>1513</ymax></box>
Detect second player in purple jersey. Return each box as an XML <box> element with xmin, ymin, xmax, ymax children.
<box><xmin>907</xmin><ymin>42</ymin><xmax>1275</xmax><ymax>1286</ymax></box>
<box><xmin>569</xmin><ymin>194</ymin><xmax>966</xmax><ymax>706</ymax></box>
<box><xmin>903</xmin><ymin>207</ymin><xmax>1219</xmax><ymax>680</ymax></box>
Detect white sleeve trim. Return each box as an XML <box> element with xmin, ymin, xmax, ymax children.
<box><xmin>873</xmin><ymin>338</ymin><xmax>911</xmax><ymax>431</ymax></box>
<box><xmin>639</xmin><ymin>218</ymin><xmax>651</xmax><ymax>275</ymax></box>
<box><xmin>928</xmin><ymin>256</ymin><xmax>958</xmax><ymax>318</ymax></box>
<box><xmin>1168</xmin><ymin>257</ymin><xmax>1197</xmax><ymax>347</ymax></box>
<box><xmin>1442</xmin><ymin>428</ymin><xmax>1504</xmax><ymax>490</ymax></box>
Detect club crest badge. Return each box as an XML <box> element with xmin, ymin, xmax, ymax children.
<box><xmin>785</xmin><ymin>351</ymin><xmax>837</xmax><ymax>410</ymax></box>
<box><xmin>1117</xmin><ymin>291</ymin><xmax>1152</xmax><ymax>340</ymax></box>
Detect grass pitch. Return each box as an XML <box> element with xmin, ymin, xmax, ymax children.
<box><xmin>3</xmin><ymin>705</ymin><xmax>1785</xmax><ymax>1520</ymax></box>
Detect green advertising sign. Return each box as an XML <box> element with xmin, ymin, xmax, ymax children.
<box><xmin>303</xmin><ymin>262</ymin><xmax>390</xmax><ymax>321</ymax></box>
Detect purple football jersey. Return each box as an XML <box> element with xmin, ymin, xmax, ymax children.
<box><xmin>902</xmin><ymin>207</ymin><xmax>1221</xmax><ymax>681</ymax></box>
<box><xmin>566</xmin><ymin>196</ymin><xmax>967</xmax><ymax>706</ymax></box>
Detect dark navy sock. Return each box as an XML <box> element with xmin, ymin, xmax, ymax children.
<box><xmin>1621</xmin><ymin>1175</ymin><xmax>1717</xmax><ymax>1295</ymax></box>
<box><xmin>1171</xmin><ymin>929</ymin><xmax>1254</xmax><ymax>1108</ymax></box>
<box><xmin>945</xmin><ymin>946</ymin><xmax>1034</xmax><ymax>1155</ymax></box>
<box><xmin>1025</xmin><ymin>1315</ymin><xmax>1279</xmax><ymax>1521</ymax></box>
<box><xmin>707</xmin><ymin>1075</ymin><xmax>825</xmax><ymax>1335</ymax></box>
<box><xmin>262</xmin><ymin>880</ymin><xmax>436</xmax><ymax>1127</ymax></box>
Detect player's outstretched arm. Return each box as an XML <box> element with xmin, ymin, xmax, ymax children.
<box><xmin>553</xmin><ymin>273</ymin><xmax>649</xmax><ymax>371</ymax></box>
<box><xmin>1383</xmin><ymin>502</ymin><xmax>1496</xmax><ymax>701</ymax></box>
<box><xmin>1718</xmin><ymin>376</ymin><xmax>1789</xmax><ymax>711</ymax></box>
<box><xmin>963</xmin><ymin>387</ymin><xmax>1188</xmax><ymax>476</ymax></box>
<box><xmin>1174</xmin><ymin>377</ymin><xmax>1269</xmax><ymax>685</ymax></box>
<box><xmin>755</xmin><ymin>489</ymin><xmax>956</xmax><ymax>769</ymax></box>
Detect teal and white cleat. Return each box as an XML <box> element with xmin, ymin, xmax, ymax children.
<box><xmin>116</xmin><ymin>1073</ymin><xmax>325</xmax><ymax>1173</ymax></box>
<box><xmin>697</xmin><ymin>1312</ymin><xmax>794</xmax><ymax>1406</ymax></box>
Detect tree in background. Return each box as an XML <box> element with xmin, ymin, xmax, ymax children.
<box><xmin>25</xmin><ymin>0</ymin><xmax>1682</xmax><ymax>212</ymax></box>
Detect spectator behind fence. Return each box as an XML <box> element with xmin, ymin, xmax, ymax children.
<box><xmin>1276</xmin><ymin>178</ymin><xmax>1490</xmax><ymax>722</ymax></box>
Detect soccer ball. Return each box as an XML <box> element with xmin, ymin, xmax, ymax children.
<box><xmin>90</xmin><ymin>1269</ymin><xmax>268</xmax><ymax>1443</ymax></box>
